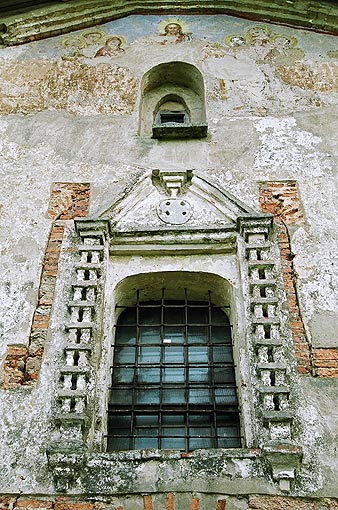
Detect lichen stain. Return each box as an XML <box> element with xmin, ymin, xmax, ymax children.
<box><xmin>0</xmin><ymin>59</ymin><xmax>138</xmax><ymax>115</ymax></box>
<box><xmin>277</xmin><ymin>62</ymin><xmax>338</xmax><ymax>92</ymax></box>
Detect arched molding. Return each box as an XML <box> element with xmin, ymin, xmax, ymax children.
<box><xmin>2</xmin><ymin>1</ymin><xmax>338</xmax><ymax>47</ymax></box>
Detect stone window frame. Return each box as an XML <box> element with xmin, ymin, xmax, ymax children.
<box><xmin>47</xmin><ymin>173</ymin><xmax>302</xmax><ymax>494</ymax></box>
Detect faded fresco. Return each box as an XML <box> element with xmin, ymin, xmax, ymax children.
<box><xmin>0</xmin><ymin>14</ymin><xmax>338</xmax><ymax>116</ymax></box>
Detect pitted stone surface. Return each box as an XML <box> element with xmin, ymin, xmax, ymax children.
<box><xmin>157</xmin><ymin>198</ymin><xmax>193</xmax><ymax>224</ymax></box>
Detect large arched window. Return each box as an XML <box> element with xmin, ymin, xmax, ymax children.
<box><xmin>107</xmin><ymin>287</ymin><xmax>241</xmax><ymax>451</ymax></box>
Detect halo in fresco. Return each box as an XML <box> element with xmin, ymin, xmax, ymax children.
<box><xmin>59</xmin><ymin>35</ymin><xmax>86</xmax><ymax>49</ymax></box>
<box><xmin>271</xmin><ymin>34</ymin><xmax>298</xmax><ymax>49</ymax></box>
<box><xmin>80</xmin><ymin>29</ymin><xmax>107</xmax><ymax>46</ymax></box>
<box><xmin>245</xmin><ymin>25</ymin><xmax>272</xmax><ymax>45</ymax></box>
<box><xmin>157</xmin><ymin>18</ymin><xmax>189</xmax><ymax>35</ymax></box>
<box><xmin>223</xmin><ymin>34</ymin><xmax>247</xmax><ymax>47</ymax></box>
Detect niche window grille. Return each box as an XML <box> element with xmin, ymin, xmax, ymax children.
<box><xmin>107</xmin><ymin>289</ymin><xmax>241</xmax><ymax>451</ymax></box>
<box><xmin>159</xmin><ymin>111</ymin><xmax>187</xmax><ymax>125</ymax></box>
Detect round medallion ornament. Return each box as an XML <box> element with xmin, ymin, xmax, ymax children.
<box><xmin>157</xmin><ymin>198</ymin><xmax>193</xmax><ymax>224</ymax></box>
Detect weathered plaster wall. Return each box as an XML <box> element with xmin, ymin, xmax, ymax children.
<box><xmin>1</xmin><ymin>13</ymin><xmax>338</xmax><ymax>500</ymax></box>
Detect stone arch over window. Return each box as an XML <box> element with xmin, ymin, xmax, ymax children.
<box><xmin>139</xmin><ymin>61</ymin><xmax>208</xmax><ymax>139</ymax></box>
<box><xmin>107</xmin><ymin>271</ymin><xmax>241</xmax><ymax>451</ymax></box>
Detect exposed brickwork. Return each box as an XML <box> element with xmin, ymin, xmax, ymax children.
<box><xmin>0</xmin><ymin>345</ymin><xmax>28</xmax><ymax>388</ymax></box>
<box><xmin>259</xmin><ymin>181</ymin><xmax>312</xmax><ymax>375</ymax></box>
<box><xmin>248</xmin><ymin>495</ymin><xmax>338</xmax><ymax>509</ymax></box>
<box><xmin>216</xmin><ymin>500</ymin><xmax>227</xmax><ymax>510</ymax></box>
<box><xmin>190</xmin><ymin>498</ymin><xmax>199</xmax><ymax>510</ymax></box>
<box><xmin>1</xmin><ymin>183</ymin><xmax>90</xmax><ymax>389</ymax></box>
<box><xmin>0</xmin><ymin>495</ymin><xmax>337</xmax><ymax>510</ymax></box>
<box><xmin>258</xmin><ymin>182</ymin><xmax>338</xmax><ymax>377</ymax></box>
<box><xmin>259</xmin><ymin>181</ymin><xmax>305</xmax><ymax>225</ymax></box>
<box><xmin>54</xmin><ymin>503</ymin><xmax>94</xmax><ymax>510</ymax></box>
<box><xmin>16</xmin><ymin>499</ymin><xmax>54</xmax><ymax>509</ymax></box>
<box><xmin>165</xmin><ymin>493</ymin><xmax>175</xmax><ymax>510</ymax></box>
<box><xmin>312</xmin><ymin>348</ymin><xmax>338</xmax><ymax>377</ymax></box>
<box><xmin>143</xmin><ymin>496</ymin><xmax>153</xmax><ymax>510</ymax></box>
<box><xmin>48</xmin><ymin>182</ymin><xmax>90</xmax><ymax>220</ymax></box>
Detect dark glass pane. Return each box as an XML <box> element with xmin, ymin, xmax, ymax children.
<box><xmin>218</xmin><ymin>436</ymin><xmax>241</xmax><ymax>448</ymax></box>
<box><xmin>113</xmin><ymin>367</ymin><xmax>134</xmax><ymax>384</ymax></box>
<box><xmin>163</xmin><ymin>367</ymin><xmax>185</xmax><ymax>383</ymax></box>
<box><xmin>188</xmin><ymin>307</ymin><xmax>208</xmax><ymax>324</ymax></box>
<box><xmin>139</xmin><ymin>306</ymin><xmax>161</xmax><ymax>325</ymax></box>
<box><xmin>211</xmin><ymin>307</ymin><xmax>229</xmax><ymax>325</ymax></box>
<box><xmin>189</xmin><ymin>367</ymin><xmax>209</xmax><ymax>383</ymax></box>
<box><xmin>164</xmin><ymin>346</ymin><xmax>184</xmax><ymax>364</ymax></box>
<box><xmin>162</xmin><ymin>427</ymin><xmax>185</xmax><ymax>437</ymax></box>
<box><xmin>162</xmin><ymin>437</ymin><xmax>186</xmax><ymax>449</ymax></box>
<box><xmin>217</xmin><ymin>414</ymin><xmax>240</xmax><ymax>427</ymax></box>
<box><xmin>190</xmin><ymin>427</ymin><xmax>212</xmax><ymax>437</ymax></box>
<box><xmin>135</xmin><ymin>415</ymin><xmax>158</xmax><ymax>427</ymax></box>
<box><xmin>138</xmin><ymin>367</ymin><xmax>160</xmax><ymax>383</ymax></box>
<box><xmin>189</xmin><ymin>414</ymin><xmax>212</xmax><ymax>427</ymax></box>
<box><xmin>213</xmin><ymin>366</ymin><xmax>235</xmax><ymax>384</ymax></box>
<box><xmin>215</xmin><ymin>387</ymin><xmax>238</xmax><ymax>405</ymax></box>
<box><xmin>135</xmin><ymin>437</ymin><xmax>158</xmax><ymax>449</ymax></box>
<box><xmin>135</xmin><ymin>427</ymin><xmax>159</xmax><ymax>436</ymax></box>
<box><xmin>108</xmin><ymin>414</ymin><xmax>131</xmax><ymax>430</ymax></box>
<box><xmin>107</xmin><ymin>437</ymin><xmax>130</xmax><ymax>450</ymax></box>
<box><xmin>189</xmin><ymin>437</ymin><xmax>213</xmax><ymax>449</ymax></box>
<box><xmin>117</xmin><ymin>308</ymin><xmax>136</xmax><ymax>325</ymax></box>
<box><xmin>110</xmin><ymin>389</ymin><xmax>133</xmax><ymax>405</ymax></box>
<box><xmin>189</xmin><ymin>387</ymin><xmax>211</xmax><ymax>403</ymax></box>
<box><xmin>188</xmin><ymin>346</ymin><xmax>208</xmax><ymax>363</ymax></box>
<box><xmin>164</xmin><ymin>306</ymin><xmax>184</xmax><ymax>325</ymax></box>
<box><xmin>115</xmin><ymin>346</ymin><xmax>135</xmax><ymax>364</ymax></box>
<box><xmin>211</xmin><ymin>326</ymin><xmax>231</xmax><ymax>344</ymax></box>
<box><xmin>217</xmin><ymin>423</ymin><xmax>241</xmax><ymax>448</ymax></box>
<box><xmin>162</xmin><ymin>415</ymin><xmax>185</xmax><ymax>426</ymax></box>
<box><xmin>115</xmin><ymin>326</ymin><xmax>136</xmax><ymax>345</ymax></box>
<box><xmin>163</xmin><ymin>326</ymin><xmax>185</xmax><ymax>344</ymax></box>
<box><xmin>135</xmin><ymin>389</ymin><xmax>160</xmax><ymax>404</ymax></box>
<box><xmin>212</xmin><ymin>345</ymin><xmax>233</xmax><ymax>363</ymax></box>
<box><xmin>187</xmin><ymin>326</ymin><xmax>208</xmax><ymax>344</ymax></box>
<box><xmin>162</xmin><ymin>388</ymin><xmax>185</xmax><ymax>404</ymax></box>
<box><xmin>139</xmin><ymin>326</ymin><xmax>160</xmax><ymax>344</ymax></box>
<box><xmin>139</xmin><ymin>346</ymin><xmax>160</xmax><ymax>364</ymax></box>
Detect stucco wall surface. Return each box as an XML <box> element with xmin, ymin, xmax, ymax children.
<box><xmin>0</xmin><ymin>14</ymin><xmax>338</xmax><ymax>498</ymax></box>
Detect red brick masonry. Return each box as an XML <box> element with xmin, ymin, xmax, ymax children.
<box><xmin>1</xmin><ymin>183</ymin><xmax>90</xmax><ymax>389</ymax></box>
<box><xmin>259</xmin><ymin>180</ymin><xmax>337</xmax><ymax>377</ymax></box>
<box><xmin>2</xmin><ymin>495</ymin><xmax>338</xmax><ymax>510</ymax></box>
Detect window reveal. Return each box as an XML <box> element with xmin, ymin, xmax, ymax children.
<box><xmin>107</xmin><ymin>289</ymin><xmax>241</xmax><ymax>451</ymax></box>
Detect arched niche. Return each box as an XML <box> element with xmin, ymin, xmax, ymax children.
<box><xmin>139</xmin><ymin>61</ymin><xmax>208</xmax><ymax>139</ymax></box>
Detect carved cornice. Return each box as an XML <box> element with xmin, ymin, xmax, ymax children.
<box><xmin>1</xmin><ymin>0</ymin><xmax>338</xmax><ymax>46</ymax></box>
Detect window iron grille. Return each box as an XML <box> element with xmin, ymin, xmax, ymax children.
<box><xmin>107</xmin><ymin>289</ymin><xmax>241</xmax><ymax>451</ymax></box>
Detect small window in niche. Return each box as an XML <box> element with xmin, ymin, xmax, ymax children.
<box><xmin>152</xmin><ymin>96</ymin><xmax>207</xmax><ymax>140</ymax></box>
<box><xmin>140</xmin><ymin>61</ymin><xmax>208</xmax><ymax>138</ymax></box>
<box><xmin>160</xmin><ymin>111</ymin><xmax>186</xmax><ymax>124</ymax></box>
<box><xmin>155</xmin><ymin>99</ymin><xmax>189</xmax><ymax>127</ymax></box>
